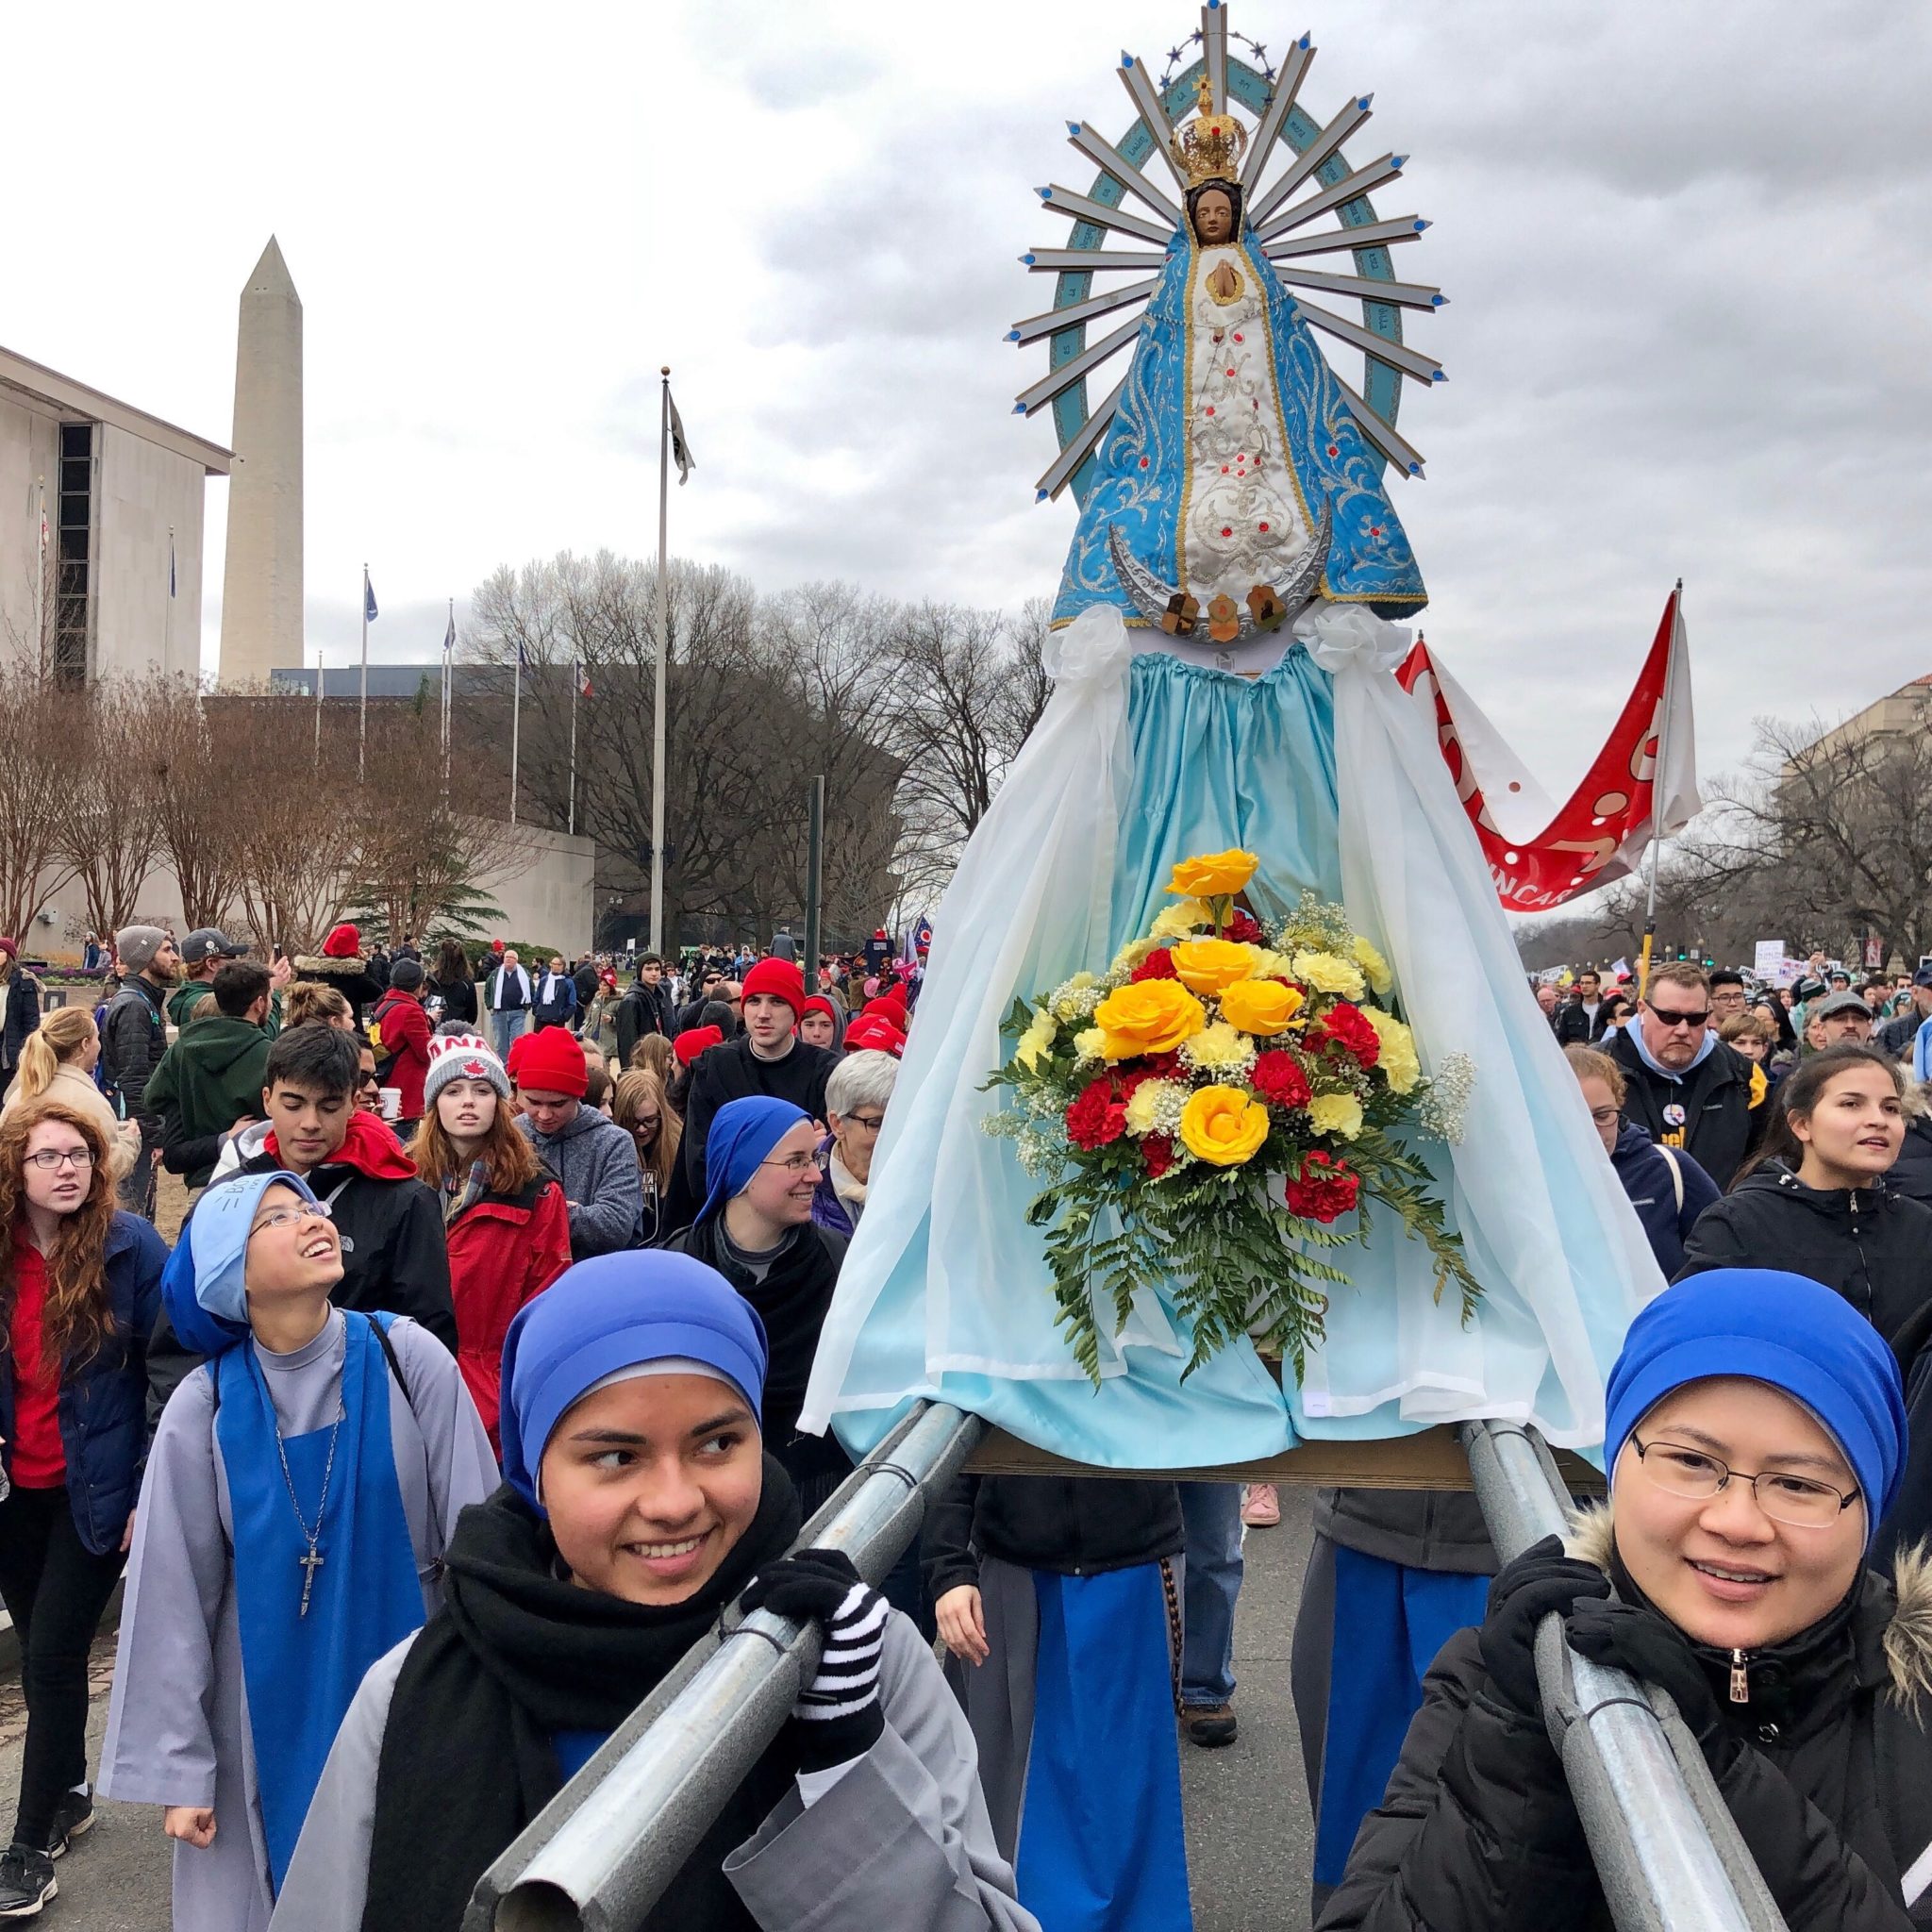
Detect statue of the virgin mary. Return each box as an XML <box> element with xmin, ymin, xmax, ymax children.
<box><xmin>801</xmin><ymin>67</ymin><xmax>1659</xmax><ymax>1471</ymax></box>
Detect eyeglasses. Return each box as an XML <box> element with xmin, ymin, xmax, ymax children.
<box><xmin>1631</xmin><ymin>1434</ymin><xmax>1859</xmax><ymax>1528</ymax></box>
<box><xmin>25</xmin><ymin>1148</ymin><xmax>93</xmax><ymax>1171</ymax></box>
<box><xmin>250</xmin><ymin>1201</ymin><xmax>335</xmax><ymax>1236</ymax></box>
<box><xmin>1645</xmin><ymin>1005</ymin><xmax>1710</xmax><ymax>1030</ymax></box>
<box><xmin>1588</xmin><ymin>1105</ymin><xmax>1620</xmax><ymax>1127</ymax></box>
<box><xmin>843</xmin><ymin>1113</ymin><xmax>887</xmax><ymax>1132</ymax></box>
<box><xmin>759</xmin><ymin>1152</ymin><xmax>818</xmax><ymax>1175</ymax></box>
<box><xmin>358</xmin><ymin>1072</ymin><xmax>381</xmax><ymax>1091</ymax></box>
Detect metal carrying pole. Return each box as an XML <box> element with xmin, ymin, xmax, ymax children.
<box><xmin>1458</xmin><ymin>1420</ymin><xmax>1786</xmax><ymax>1932</ymax></box>
<box><xmin>475</xmin><ymin>1401</ymin><xmax>986</xmax><ymax>1932</ymax></box>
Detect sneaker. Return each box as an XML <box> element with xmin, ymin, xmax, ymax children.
<box><xmin>1241</xmin><ymin>1482</ymin><xmax>1280</xmax><ymax>1527</ymax></box>
<box><xmin>43</xmin><ymin>1790</ymin><xmax>92</xmax><ymax>1861</ymax></box>
<box><xmin>1184</xmin><ymin>1703</ymin><xmax>1239</xmax><ymax>1747</ymax></box>
<box><xmin>0</xmin><ymin>1843</ymin><xmax>56</xmax><ymax>1918</ymax></box>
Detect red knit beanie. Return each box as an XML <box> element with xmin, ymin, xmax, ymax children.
<box><xmin>802</xmin><ymin>995</ymin><xmax>836</xmax><ymax>1023</ymax></box>
<box><xmin>741</xmin><ymin>957</ymin><xmax>806</xmax><ymax>1017</ymax></box>
<box><xmin>674</xmin><ymin>1024</ymin><xmax>724</xmax><ymax>1066</ymax></box>
<box><xmin>513</xmin><ymin>1025</ymin><xmax>588</xmax><ymax>1098</ymax></box>
<box><xmin>323</xmin><ymin>922</ymin><xmax>361</xmax><ymax>959</ymax></box>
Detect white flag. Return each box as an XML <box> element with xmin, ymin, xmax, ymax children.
<box><xmin>667</xmin><ymin>388</ymin><xmax>695</xmax><ymax>485</ymax></box>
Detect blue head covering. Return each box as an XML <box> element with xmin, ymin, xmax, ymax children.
<box><xmin>697</xmin><ymin>1094</ymin><xmax>811</xmax><ymax>1225</ymax></box>
<box><xmin>498</xmin><ymin>1250</ymin><xmax>770</xmax><ymax>1514</ymax></box>
<box><xmin>160</xmin><ymin>1169</ymin><xmax>323</xmax><ymax>1357</ymax></box>
<box><xmin>1605</xmin><ymin>1270</ymin><xmax>1907</xmax><ymax>1543</ymax></box>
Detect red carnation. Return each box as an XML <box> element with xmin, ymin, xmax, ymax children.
<box><xmin>1251</xmin><ymin>1049</ymin><xmax>1311</xmax><ymax>1110</ymax></box>
<box><xmin>1286</xmin><ymin>1151</ymin><xmax>1360</xmax><ymax>1224</ymax></box>
<box><xmin>1141</xmin><ymin>1133</ymin><xmax>1176</xmax><ymax>1179</ymax></box>
<box><xmin>1311</xmin><ymin>1000</ymin><xmax>1380</xmax><ymax>1069</ymax></box>
<box><xmin>1142</xmin><ymin>1051</ymin><xmax>1181</xmax><ymax>1076</ymax></box>
<box><xmin>1066</xmin><ymin>1077</ymin><xmax>1127</xmax><ymax>1150</ymax></box>
<box><xmin>1131</xmin><ymin>947</ymin><xmax>1179</xmax><ymax>983</ymax></box>
<box><xmin>1224</xmin><ymin>908</ymin><xmax>1264</xmax><ymax>944</ymax></box>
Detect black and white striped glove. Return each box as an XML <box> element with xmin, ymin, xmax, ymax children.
<box><xmin>741</xmin><ymin>1547</ymin><xmax>889</xmax><ymax>1771</ymax></box>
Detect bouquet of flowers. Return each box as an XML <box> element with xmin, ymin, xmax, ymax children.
<box><xmin>985</xmin><ymin>848</ymin><xmax>1479</xmax><ymax>1382</ymax></box>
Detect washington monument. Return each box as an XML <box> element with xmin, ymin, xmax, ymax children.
<box><xmin>218</xmin><ymin>237</ymin><xmax>302</xmax><ymax>688</ymax></box>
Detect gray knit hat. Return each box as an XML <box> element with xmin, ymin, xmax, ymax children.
<box><xmin>423</xmin><ymin>1031</ymin><xmax>511</xmax><ymax>1111</ymax></box>
<box><xmin>116</xmin><ymin>925</ymin><xmax>168</xmax><ymax>974</ymax></box>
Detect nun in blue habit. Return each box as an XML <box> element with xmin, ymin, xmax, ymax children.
<box><xmin>99</xmin><ymin>1170</ymin><xmax>495</xmax><ymax>1932</ymax></box>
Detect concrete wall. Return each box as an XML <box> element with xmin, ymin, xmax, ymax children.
<box><xmin>95</xmin><ymin>425</ymin><xmax>207</xmax><ymax>682</ymax></box>
<box><xmin>0</xmin><ymin>391</ymin><xmax>60</xmax><ymax>659</ymax></box>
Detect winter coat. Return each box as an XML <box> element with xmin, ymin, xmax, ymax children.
<box><xmin>0</xmin><ymin>1064</ymin><xmax>140</xmax><ymax>1181</ymax></box>
<box><xmin>0</xmin><ymin>1212</ymin><xmax>168</xmax><ymax>1554</ymax></box>
<box><xmin>922</xmin><ymin>1470</ymin><xmax>1186</xmax><ymax>1599</ymax></box>
<box><xmin>1609</xmin><ymin>1120</ymin><xmax>1722</xmax><ymax>1277</ymax></box>
<box><xmin>515</xmin><ymin>1103</ymin><xmax>642</xmax><ymax>1259</ymax></box>
<box><xmin>144</xmin><ymin>1015</ymin><xmax>273</xmax><ymax>1188</ymax></box>
<box><xmin>531</xmin><ymin>970</ymin><xmax>576</xmax><ymax>1031</ymax></box>
<box><xmin>572</xmin><ymin>960</ymin><xmax>599</xmax><ymax>1008</ymax></box>
<box><xmin>1553</xmin><ymin>1000</ymin><xmax>1611</xmax><ymax>1047</ymax></box>
<box><xmin>1317</xmin><ymin>1506</ymin><xmax>1932</xmax><ymax>1932</ymax></box>
<box><xmin>442</xmin><ymin>1173</ymin><xmax>571</xmax><ymax>1450</ymax></box>
<box><xmin>373</xmin><ymin>987</ymin><xmax>433</xmax><ymax>1121</ymax></box>
<box><xmin>679</xmin><ymin>1035</ymin><xmax>837</xmax><ymax>1208</ymax></box>
<box><xmin>1607</xmin><ymin>1027</ymin><xmax>1767</xmax><ymax>1191</ymax></box>
<box><xmin>424</xmin><ymin>974</ymin><xmax>477</xmax><ymax>1027</ymax></box>
<box><xmin>1887</xmin><ymin>1114</ymin><xmax>1932</xmax><ymax>1212</ymax></box>
<box><xmin>1677</xmin><ymin>1161</ymin><xmax>1932</xmax><ymax>1346</ymax></box>
<box><xmin>484</xmin><ymin>964</ymin><xmax>532</xmax><ymax>1014</ymax></box>
<box><xmin>811</xmin><ymin>1138</ymin><xmax>863</xmax><ymax>1239</ymax></box>
<box><xmin>613</xmin><ymin>981</ymin><xmax>674</xmax><ymax>1068</ymax></box>
<box><xmin>0</xmin><ymin>967</ymin><xmax>42</xmax><ymax>1073</ymax></box>
<box><xmin>291</xmin><ymin>951</ymin><xmax>384</xmax><ymax>1019</ymax></box>
<box><xmin>1310</xmin><ymin>1489</ymin><xmax>1495</xmax><ymax>1575</ymax></box>
<box><xmin>99</xmin><ymin>974</ymin><xmax>171</xmax><ymax>1143</ymax></box>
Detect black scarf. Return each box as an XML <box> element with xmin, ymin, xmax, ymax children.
<box><xmin>361</xmin><ymin>1460</ymin><xmax>803</xmax><ymax>1932</ymax></box>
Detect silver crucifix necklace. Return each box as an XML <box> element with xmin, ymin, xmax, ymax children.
<box><xmin>272</xmin><ymin>1411</ymin><xmax>344</xmax><ymax>1619</ymax></box>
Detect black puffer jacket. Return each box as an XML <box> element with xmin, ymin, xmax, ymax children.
<box><xmin>1676</xmin><ymin>1162</ymin><xmax>1932</xmax><ymax>1346</ymax></box>
<box><xmin>1887</xmin><ymin>1114</ymin><xmax>1932</xmax><ymax>1212</ymax></box>
<box><xmin>922</xmin><ymin>1470</ymin><xmax>1185</xmax><ymax>1599</ymax></box>
<box><xmin>1318</xmin><ymin>1507</ymin><xmax>1932</xmax><ymax>1931</ymax></box>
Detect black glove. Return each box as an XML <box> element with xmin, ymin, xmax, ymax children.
<box><xmin>741</xmin><ymin>1547</ymin><xmax>889</xmax><ymax>1772</ymax></box>
<box><xmin>1564</xmin><ymin>1597</ymin><xmax>1737</xmax><ymax>1774</ymax></box>
<box><xmin>1476</xmin><ymin>1534</ymin><xmax>1612</xmax><ymax>1718</ymax></box>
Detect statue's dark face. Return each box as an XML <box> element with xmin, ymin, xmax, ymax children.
<box><xmin>1193</xmin><ymin>189</ymin><xmax>1234</xmax><ymax>244</ymax></box>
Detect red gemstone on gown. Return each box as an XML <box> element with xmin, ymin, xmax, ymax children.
<box><xmin>1259</xmin><ymin>523</ymin><xmax>1271</xmax><ymax>533</ymax></box>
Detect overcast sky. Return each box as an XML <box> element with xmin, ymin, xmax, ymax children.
<box><xmin>8</xmin><ymin>0</ymin><xmax>1930</xmax><ymax>806</ymax></box>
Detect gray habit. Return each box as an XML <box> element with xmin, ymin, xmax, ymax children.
<box><xmin>270</xmin><ymin>1608</ymin><xmax>1041</xmax><ymax>1931</ymax></box>
<box><xmin>100</xmin><ymin>1310</ymin><xmax>498</xmax><ymax>1932</ymax></box>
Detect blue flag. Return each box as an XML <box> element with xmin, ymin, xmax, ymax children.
<box><xmin>442</xmin><ymin>612</ymin><xmax>456</xmax><ymax>656</ymax></box>
<box><xmin>364</xmin><ymin>575</ymin><xmax>378</xmax><ymax>624</ymax></box>
<box><xmin>516</xmin><ymin>639</ymin><xmax>531</xmax><ymax>670</ymax></box>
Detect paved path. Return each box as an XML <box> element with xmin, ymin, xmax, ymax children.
<box><xmin>7</xmin><ymin>1491</ymin><xmax>1321</xmax><ymax>1930</ymax></box>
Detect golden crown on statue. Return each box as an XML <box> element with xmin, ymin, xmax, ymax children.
<box><xmin>1169</xmin><ymin>75</ymin><xmax>1249</xmax><ymax>186</ymax></box>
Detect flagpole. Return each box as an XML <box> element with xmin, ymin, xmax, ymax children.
<box><xmin>650</xmin><ymin>367</ymin><xmax>671</xmax><ymax>957</ymax></box>
<box><xmin>568</xmin><ymin>664</ymin><xmax>579</xmax><ymax>838</ymax></box>
<box><xmin>33</xmin><ymin>476</ymin><xmax>45</xmax><ymax>675</ymax></box>
<box><xmin>442</xmin><ymin>596</ymin><xmax>453</xmax><ymax>799</ymax></box>
<box><xmin>510</xmin><ymin>647</ymin><xmax>522</xmax><ymax>827</ymax></box>
<box><xmin>1636</xmin><ymin>578</ymin><xmax>1684</xmax><ymax>1002</ymax></box>
<box><xmin>358</xmin><ymin>562</ymin><xmax>370</xmax><ymax>782</ymax></box>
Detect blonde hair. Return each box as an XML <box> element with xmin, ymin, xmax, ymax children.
<box><xmin>1563</xmin><ymin>1042</ymin><xmax>1626</xmax><ymax>1106</ymax></box>
<box><xmin>1720</xmin><ymin>1012</ymin><xmax>1775</xmax><ymax>1048</ymax></box>
<box><xmin>285</xmin><ymin>980</ymin><xmax>353</xmax><ymax>1029</ymax></box>
<box><xmin>188</xmin><ymin>991</ymin><xmax>219</xmax><ymax>1024</ymax></box>
<box><xmin>13</xmin><ymin>1008</ymin><xmax>99</xmax><ymax>1101</ymax></box>
<box><xmin>613</xmin><ymin>1068</ymin><xmax>682</xmax><ymax>1194</ymax></box>
<box><xmin>628</xmin><ymin>1032</ymin><xmax>676</xmax><ymax>1098</ymax></box>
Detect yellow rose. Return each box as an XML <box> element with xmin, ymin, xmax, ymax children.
<box><xmin>1166</xmin><ymin>849</ymin><xmax>1258</xmax><ymax>899</ymax></box>
<box><xmin>1149</xmin><ymin>898</ymin><xmax>1214</xmax><ymax>941</ymax></box>
<box><xmin>1308</xmin><ymin>1092</ymin><xmax>1364</xmax><ymax>1140</ymax></box>
<box><xmin>1364</xmin><ymin>1008</ymin><xmax>1421</xmax><ymax>1093</ymax></box>
<box><xmin>1219</xmin><ymin>977</ymin><xmax>1306</xmax><ymax>1035</ymax></box>
<box><xmin>1178</xmin><ymin>1085</ymin><xmax>1272</xmax><ymax>1166</ymax></box>
<box><xmin>1292</xmin><ymin>949</ymin><xmax>1367</xmax><ymax>1000</ymax></box>
<box><xmin>1171</xmin><ymin>938</ymin><xmax>1259</xmax><ymax>995</ymax></box>
<box><xmin>1353</xmin><ymin>936</ymin><xmax>1394</xmax><ymax>997</ymax></box>
<box><xmin>1092</xmin><ymin>979</ymin><xmax>1207</xmax><ymax>1059</ymax></box>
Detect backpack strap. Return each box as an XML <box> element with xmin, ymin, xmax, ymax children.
<box><xmin>1657</xmin><ymin>1142</ymin><xmax>1684</xmax><ymax>1213</ymax></box>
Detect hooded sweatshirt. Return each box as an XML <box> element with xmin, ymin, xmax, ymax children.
<box><xmin>514</xmin><ymin>1103</ymin><xmax>643</xmax><ymax>1260</ymax></box>
<box><xmin>145</xmin><ymin>1016</ymin><xmax>274</xmax><ymax>1187</ymax></box>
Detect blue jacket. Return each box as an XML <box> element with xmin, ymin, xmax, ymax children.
<box><xmin>1609</xmin><ymin>1120</ymin><xmax>1720</xmax><ymax>1277</ymax></box>
<box><xmin>0</xmin><ymin>1212</ymin><xmax>169</xmax><ymax>1554</ymax></box>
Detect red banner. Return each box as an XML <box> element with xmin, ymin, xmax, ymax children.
<box><xmin>1396</xmin><ymin>592</ymin><xmax>1690</xmax><ymax>913</ymax></box>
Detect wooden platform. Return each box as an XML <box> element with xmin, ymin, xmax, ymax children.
<box><xmin>966</xmin><ymin>1422</ymin><xmax>1606</xmax><ymax>1494</ymax></box>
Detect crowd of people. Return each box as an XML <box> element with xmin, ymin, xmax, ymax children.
<box><xmin>0</xmin><ymin>916</ymin><xmax>1927</xmax><ymax>1929</ymax></box>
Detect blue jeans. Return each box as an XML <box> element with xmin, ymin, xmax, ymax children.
<box><xmin>491</xmin><ymin>1008</ymin><xmax>529</xmax><ymax>1058</ymax></box>
<box><xmin>1177</xmin><ymin>1480</ymin><xmax>1243</xmax><ymax>1708</ymax></box>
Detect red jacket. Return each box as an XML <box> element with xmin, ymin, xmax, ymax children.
<box><xmin>445</xmin><ymin>1174</ymin><xmax>572</xmax><ymax>1450</ymax></box>
<box><xmin>374</xmin><ymin>989</ymin><xmax>433</xmax><ymax>1121</ymax></box>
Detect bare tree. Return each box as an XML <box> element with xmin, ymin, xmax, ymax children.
<box><xmin>61</xmin><ymin>682</ymin><xmax>164</xmax><ymax>940</ymax></box>
<box><xmin>132</xmin><ymin>676</ymin><xmax>246</xmax><ymax>932</ymax></box>
<box><xmin>0</xmin><ymin>669</ymin><xmax>81</xmax><ymax>937</ymax></box>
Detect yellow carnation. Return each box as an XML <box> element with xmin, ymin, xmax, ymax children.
<box><xmin>1074</xmin><ymin>1026</ymin><xmax>1108</xmax><ymax>1062</ymax></box>
<box><xmin>1167</xmin><ymin>849</ymin><xmax>1258</xmax><ymax>898</ymax></box>
<box><xmin>1178</xmin><ymin>1085</ymin><xmax>1271</xmax><ymax>1166</ymax></box>
<box><xmin>1308</xmin><ymin>1092</ymin><xmax>1364</xmax><ymax>1140</ymax></box>
<box><xmin>1067</xmin><ymin>971</ymin><xmax>1097</xmax><ymax>991</ymax></box>
<box><xmin>1124</xmin><ymin>1078</ymin><xmax>1183</xmax><ymax>1136</ymax></box>
<box><xmin>1219</xmin><ymin>977</ymin><xmax>1305</xmax><ymax>1035</ymax></box>
<box><xmin>1248</xmin><ymin>947</ymin><xmax>1297</xmax><ymax>980</ymax></box>
<box><xmin>1292</xmin><ymin>950</ymin><xmax>1367</xmax><ymax>1000</ymax></box>
<box><xmin>1149</xmin><ymin>898</ymin><xmax>1214</xmax><ymax>941</ymax></box>
<box><xmin>1183</xmin><ymin>1021</ymin><xmax>1252</xmax><ymax>1070</ymax></box>
<box><xmin>1013</xmin><ymin>1012</ymin><xmax>1058</xmax><ymax>1073</ymax></box>
<box><xmin>1171</xmin><ymin>938</ymin><xmax>1259</xmax><ymax>995</ymax></box>
<box><xmin>1353</xmin><ymin>936</ymin><xmax>1394</xmax><ymax>997</ymax></box>
<box><xmin>1110</xmin><ymin>937</ymin><xmax>1160</xmax><ymax>974</ymax></box>
<box><xmin>1364</xmin><ymin>1008</ymin><xmax>1421</xmax><ymax>1093</ymax></box>
<box><xmin>1091</xmin><ymin>979</ymin><xmax>1207</xmax><ymax>1059</ymax></box>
